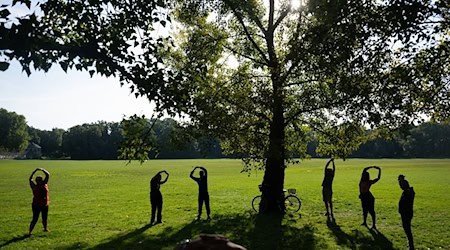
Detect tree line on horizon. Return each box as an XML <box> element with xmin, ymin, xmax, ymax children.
<box><xmin>1</xmin><ymin>108</ymin><xmax>449</xmax><ymax>160</ymax></box>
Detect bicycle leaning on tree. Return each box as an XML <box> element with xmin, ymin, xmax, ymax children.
<box><xmin>252</xmin><ymin>185</ymin><xmax>302</xmax><ymax>213</ymax></box>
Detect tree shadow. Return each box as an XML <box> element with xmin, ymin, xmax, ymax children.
<box><xmin>90</xmin><ymin>212</ymin><xmax>317</xmax><ymax>250</ymax></box>
<box><xmin>0</xmin><ymin>234</ymin><xmax>29</xmax><ymax>248</ymax></box>
<box><xmin>327</xmin><ymin>219</ymin><xmax>394</xmax><ymax>250</ymax></box>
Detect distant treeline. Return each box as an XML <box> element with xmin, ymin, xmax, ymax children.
<box><xmin>307</xmin><ymin>122</ymin><xmax>450</xmax><ymax>158</ymax></box>
<box><xmin>27</xmin><ymin>119</ymin><xmax>223</xmax><ymax>160</ymax></box>
<box><xmin>1</xmin><ymin>108</ymin><xmax>449</xmax><ymax>159</ymax></box>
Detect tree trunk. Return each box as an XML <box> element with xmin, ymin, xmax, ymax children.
<box><xmin>260</xmin><ymin>75</ymin><xmax>285</xmax><ymax>213</ymax></box>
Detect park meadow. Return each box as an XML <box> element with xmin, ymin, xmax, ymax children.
<box><xmin>0</xmin><ymin>158</ymin><xmax>449</xmax><ymax>249</ymax></box>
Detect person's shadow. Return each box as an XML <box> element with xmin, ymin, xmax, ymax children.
<box><xmin>327</xmin><ymin>219</ymin><xmax>394</xmax><ymax>250</ymax></box>
<box><xmin>0</xmin><ymin>234</ymin><xmax>29</xmax><ymax>248</ymax></box>
<box><xmin>369</xmin><ymin>227</ymin><xmax>394</xmax><ymax>250</ymax></box>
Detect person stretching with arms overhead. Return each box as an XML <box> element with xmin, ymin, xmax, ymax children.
<box><xmin>150</xmin><ymin>170</ymin><xmax>169</xmax><ymax>225</ymax></box>
<box><xmin>190</xmin><ymin>166</ymin><xmax>211</xmax><ymax>220</ymax></box>
<box><xmin>359</xmin><ymin>166</ymin><xmax>381</xmax><ymax>229</ymax></box>
<box><xmin>322</xmin><ymin>158</ymin><xmax>335</xmax><ymax>220</ymax></box>
<box><xmin>28</xmin><ymin>168</ymin><xmax>50</xmax><ymax>236</ymax></box>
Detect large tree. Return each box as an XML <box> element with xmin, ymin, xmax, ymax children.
<box><xmin>1</xmin><ymin>0</ymin><xmax>449</xmax><ymax>212</ymax></box>
<box><xmin>0</xmin><ymin>108</ymin><xmax>30</xmax><ymax>153</ymax></box>
<box><xmin>158</xmin><ymin>0</ymin><xmax>450</xmax><ymax>212</ymax></box>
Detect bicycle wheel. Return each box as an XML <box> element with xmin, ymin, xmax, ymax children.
<box><xmin>285</xmin><ymin>195</ymin><xmax>301</xmax><ymax>212</ymax></box>
<box><xmin>252</xmin><ymin>195</ymin><xmax>262</xmax><ymax>212</ymax></box>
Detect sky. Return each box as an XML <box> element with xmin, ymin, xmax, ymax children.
<box><xmin>0</xmin><ymin>61</ymin><xmax>155</xmax><ymax>130</ymax></box>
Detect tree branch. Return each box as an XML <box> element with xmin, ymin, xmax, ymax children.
<box><xmin>226</xmin><ymin>4</ymin><xmax>270</xmax><ymax>65</ymax></box>
<box><xmin>222</xmin><ymin>44</ymin><xmax>269</xmax><ymax>66</ymax></box>
<box><xmin>273</xmin><ymin>5</ymin><xmax>291</xmax><ymax>31</ymax></box>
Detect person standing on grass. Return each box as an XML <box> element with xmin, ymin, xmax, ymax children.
<box><xmin>150</xmin><ymin>170</ymin><xmax>169</xmax><ymax>225</ymax></box>
<box><xmin>28</xmin><ymin>168</ymin><xmax>50</xmax><ymax>236</ymax></box>
<box><xmin>322</xmin><ymin>158</ymin><xmax>335</xmax><ymax>220</ymax></box>
<box><xmin>190</xmin><ymin>166</ymin><xmax>211</xmax><ymax>220</ymax></box>
<box><xmin>359</xmin><ymin>166</ymin><xmax>381</xmax><ymax>229</ymax></box>
<box><xmin>398</xmin><ymin>175</ymin><xmax>415</xmax><ymax>250</ymax></box>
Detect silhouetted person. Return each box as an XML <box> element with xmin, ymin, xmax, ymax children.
<box><xmin>150</xmin><ymin>170</ymin><xmax>169</xmax><ymax>224</ymax></box>
<box><xmin>359</xmin><ymin>166</ymin><xmax>381</xmax><ymax>229</ymax></box>
<box><xmin>398</xmin><ymin>175</ymin><xmax>415</xmax><ymax>250</ymax></box>
<box><xmin>28</xmin><ymin>168</ymin><xmax>50</xmax><ymax>236</ymax></box>
<box><xmin>190</xmin><ymin>166</ymin><xmax>211</xmax><ymax>220</ymax></box>
<box><xmin>322</xmin><ymin>158</ymin><xmax>335</xmax><ymax>220</ymax></box>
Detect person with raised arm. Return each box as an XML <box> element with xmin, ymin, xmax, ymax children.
<box><xmin>359</xmin><ymin>166</ymin><xmax>381</xmax><ymax>229</ymax></box>
<box><xmin>190</xmin><ymin>166</ymin><xmax>211</xmax><ymax>220</ymax></box>
<box><xmin>28</xmin><ymin>168</ymin><xmax>50</xmax><ymax>236</ymax></box>
<box><xmin>398</xmin><ymin>175</ymin><xmax>415</xmax><ymax>250</ymax></box>
<box><xmin>150</xmin><ymin>170</ymin><xmax>169</xmax><ymax>225</ymax></box>
<box><xmin>322</xmin><ymin>158</ymin><xmax>335</xmax><ymax>220</ymax></box>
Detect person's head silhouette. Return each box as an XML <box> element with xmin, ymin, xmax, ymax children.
<box><xmin>35</xmin><ymin>176</ymin><xmax>44</xmax><ymax>185</ymax></box>
<box><xmin>361</xmin><ymin>171</ymin><xmax>370</xmax><ymax>181</ymax></box>
<box><xmin>398</xmin><ymin>175</ymin><xmax>410</xmax><ymax>190</ymax></box>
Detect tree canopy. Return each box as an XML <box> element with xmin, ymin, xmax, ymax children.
<box><xmin>1</xmin><ymin>0</ymin><xmax>449</xmax><ymax>212</ymax></box>
<box><xmin>0</xmin><ymin>108</ymin><xmax>30</xmax><ymax>152</ymax></box>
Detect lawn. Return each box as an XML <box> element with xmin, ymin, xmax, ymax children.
<box><xmin>0</xmin><ymin>159</ymin><xmax>449</xmax><ymax>249</ymax></box>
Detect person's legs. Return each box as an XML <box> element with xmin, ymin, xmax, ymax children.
<box><xmin>197</xmin><ymin>194</ymin><xmax>204</xmax><ymax>220</ymax></box>
<box><xmin>150</xmin><ymin>197</ymin><xmax>157</xmax><ymax>224</ymax></box>
<box><xmin>156</xmin><ymin>196</ymin><xmax>163</xmax><ymax>223</ymax></box>
<box><xmin>402</xmin><ymin>214</ymin><xmax>414</xmax><ymax>249</ymax></box>
<box><xmin>205</xmin><ymin>193</ymin><xmax>211</xmax><ymax>219</ymax></box>
<box><xmin>29</xmin><ymin>204</ymin><xmax>41</xmax><ymax>235</ymax></box>
<box><xmin>322</xmin><ymin>189</ymin><xmax>329</xmax><ymax>216</ymax></box>
<box><xmin>368</xmin><ymin>196</ymin><xmax>376</xmax><ymax>228</ymax></box>
<box><xmin>361</xmin><ymin>195</ymin><xmax>369</xmax><ymax>226</ymax></box>
<box><xmin>323</xmin><ymin>188</ymin><xmax>333</xmax><ymax>218</ymax></box>
<box><xmin>42</xmin><ymin>206</ymin><xmax>49</xmax><ymax>231</ymax></box>
<box><xmin>329</xmin><ymin>199</ymin><xmax>334</xmax><ymax>218</ymax></box>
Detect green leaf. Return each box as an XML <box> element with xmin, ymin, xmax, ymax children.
<box><xmin>0</xmin><ymin>9</ymin><xmax>10</xmax><ymax>18</ymax></box>
<box><xmin>0</xmin><ymin>62</ymin><xmax>9</xmax><ymax>71</ymax></box>
<box><xmin>59</xmin><ymin>61</ymin><xmax>68</xmax><ymax>72</ymax></box>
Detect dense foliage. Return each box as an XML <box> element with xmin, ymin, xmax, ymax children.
<box><xmin>0</xmin><ymin>108</ymin><xmax>30</xmax><ymax>153</ymax></box>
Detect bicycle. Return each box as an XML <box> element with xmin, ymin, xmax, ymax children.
<box><xmin>252</xmin><ymin>186</ymin><xmax>302</xmax><ymax>213</ymax></box>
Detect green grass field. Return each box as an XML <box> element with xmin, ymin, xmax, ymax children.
<box><xmin>0</xmin><ymin>159</ymin><xmax>449</xmax><ymax>249</ymax></box>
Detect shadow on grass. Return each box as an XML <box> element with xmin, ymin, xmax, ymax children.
<box><xmin>0</xmin><ymin>234</ymin><xmax>29</xmax><ymax>248</ymax></box>
<box><xmin>90</xmin><ymin>213</ymin><xmax>316</xmax><ymax>250</ymax></box>
<box><xmin>327</xmin><ymin>219</ymin><xmax>394</xmax><ymax>250</ymax></box>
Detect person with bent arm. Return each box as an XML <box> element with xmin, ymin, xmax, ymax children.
<box><xmin>28</xmin><ymin>168</ymin><xmax>50</xmax><ymax>236</ymax></box>
<box><xmin>150</xmin><ymin>170</ymin><xmax>169</xmax><ymax>225</ymax></box>
<box><xmin>190</xmin><ymin>166</ymin><xmax>211</xmax><ymax>220</ymax></box>
<box><xmin>359</xmin><ymin>166</ymin><xmax>381</xmax><ymax>229</ymax></box>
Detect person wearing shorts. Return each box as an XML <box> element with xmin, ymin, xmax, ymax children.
<box><xmin>359</xmin><ymin>166</ymin><xmax>381</xmax><ymax>229</ymax></box>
